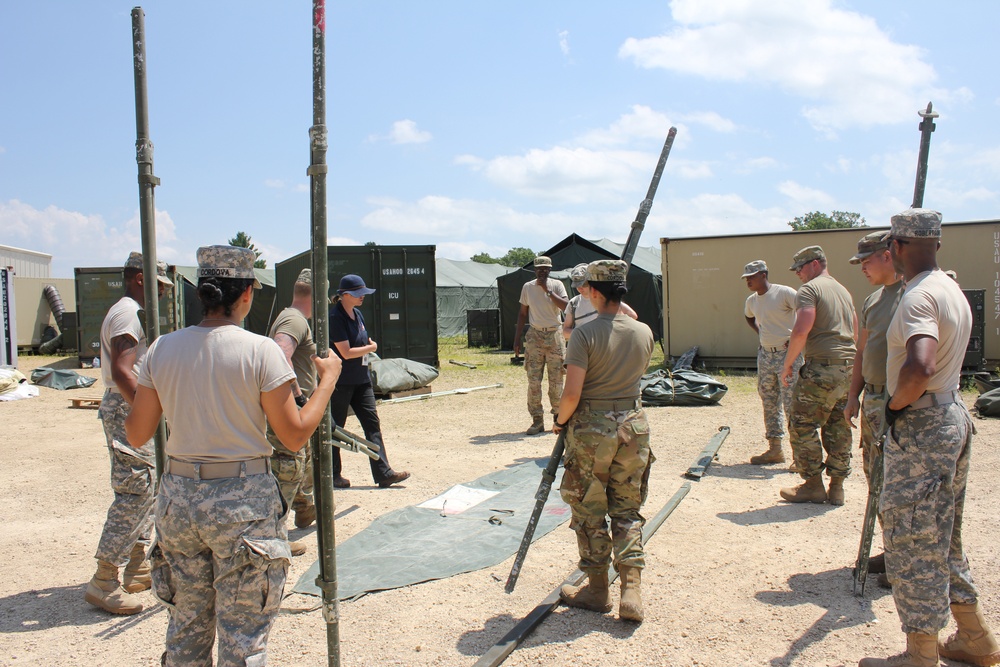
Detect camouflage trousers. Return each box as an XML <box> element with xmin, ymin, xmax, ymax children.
<box><xmin>95</xmin><ymin>390</ymin><xmax>156</xmax><ymax>566</ymax></box>
<box><xmin>757</xmin><ymin>347</ymin><xmax>802</xmax><ymax>440</ymax></box>
<box><xmin>267</xmin><ymin>424</ymin><xmax>314</xmax><ymax>517</ymax></box>
<box><xmin>151</xmin><ymin>469</ymin><xmax>290</xmax><ymax>667</ymax></box>
<box><xmin>859</xmin><ymin>387</ymin><xmax>888</xmax><ymax>486</ymax></box>
<box><xmin>788</xmin><ymin>360</ymin><xmax>853</xmax><ymax>479</ymax></box>
<box><xmin>880</xmin><ymin>402</ymin><xmax>979</xmax><ymax>635</ymax></box>
<box><xmin>559</xmin><ymin>405</ymin><xmax>653</xmax><ymax>572</ymax></box>
<box><xmin>524</xmin><ymin>327</ymin><xmax>564</xmax><ymax>418</ymax></box>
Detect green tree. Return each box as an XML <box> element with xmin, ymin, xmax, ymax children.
<box><xmin>228</xmin><ymin>231</ymin><xmax>267</xmax><ymax>268</ymax></box>
<box><xmin>364</xmin><ymin>241</ymin><xmax>378</xmax><ymax>248</ymax></box>
<box><xmin>788</xmin><ymin>210</ymin><xmax>867</xmax><ymax>231</ymax></box>
<box><xmin>499</xmin><ymin>247</ymin><xmax>537</xmax><ymax>267</ymax></box>
<box><xmin>470</xmin><ymin>252</ymin><xmax>501</xmax><ymax>264</ymax></box>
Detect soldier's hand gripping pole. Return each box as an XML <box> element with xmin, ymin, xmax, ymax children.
<box><xmin>854</xmin><ymin>432</ymin><xmax>886</xmax><ymax>596</ymax></box>
<box><xmin>325</xmin><ymin>425</ymin><xmax>381</xmax><ymax>461</ymax></box>
<box><xmin>505</xmin><ymin>430</ymin><xmax>567</xmax><ymax>594</ymax></box>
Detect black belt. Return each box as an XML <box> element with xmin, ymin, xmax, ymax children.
<box><xmin>166</xmin><ymin>458</ymin><xmax>270</xmax><ymax>480</ymax></box>
<box><xmin>579</xmin><ymin>398</ymin><xmax>641</xmax><ymax>412</ymax></box>
<box><xmin>760</xmin><ymin>345</ymin><xmax>786</xmax><ymax>353</ymax></box>
<box><xmin>865</xmin><ymin>383</ymin><xmax>886</xmax><ymax>395</ymax></box>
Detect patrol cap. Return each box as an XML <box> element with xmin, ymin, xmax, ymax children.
<box><xmin>890</xmin><ymin>207</ymin><xmax>942</xmax><ymax>239</ymax></box>
<box><xmin>196</xmin><ymin>245</ymin><xmax>262</xmax><ymax>289</ymax></box>
<box><xmin>741</xmin><ymin>260</ymin><xmax>767</xmax><ymax>278</ymax></box>
<box><xmin>586</xmin><ymin>259</ymin><xmax>628</xmax><ymax>284</ymax></box>
<box><xmin>570</xmin><ymin>263</ymin><xmax>589</xmax><ymax>288</ymax></box>
<box><xmin>789</xmin><ymin>246</ymin><xmax>826</xmax><ymax>271</ymax></box>
<box><xmin>533</xmin><ymin>255</ymin><xmax>552</xmax><ymax>268</ymax></box>
<box><xmin>296</xmin><ymin>268</ymin><xmax>312</xmax><ymax>285</ymax></box>
<box><xmin>124</xmin><ymin>251</ymin><xmax>173</xmax><ymax>287</ymax></box>
<box><xmin>849</xmin><ymin>231</ymin><xmax>891</xmax><ymax>264</ymax></box>
<box><xmin>337</xmin><ymin>273</ymin><xmax>376</xmax><ymax>297</ymax></box>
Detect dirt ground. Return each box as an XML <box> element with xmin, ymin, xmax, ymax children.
<box><xmin>1</xmin><ymin>350</ymin><xmax>998</xmax><ymax>667</ymax></box>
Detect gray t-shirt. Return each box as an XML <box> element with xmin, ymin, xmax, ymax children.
<box><xmin>744</xmin><ymin>284</ymin><xmax>797</xmax><ymax>348</ymax></box>
<box><xmin>99</xmin><ymin>296</ymin><xmax>146</xmax><ymax>391</ymax></box>
<box><xmin>137</xmin><ymin>325</ymin><xmax>295</xmax><ymax>462</ymax></box>
<box><xmin>796</xmin><ymin>275</ymin><xmax>857</xmax><ymax>361</ymax></box>
<box><xmin>887</xmin><ymin>269</ymin><xmax>971</xmax><ymax>396</ymax></box>
<box><xmin>566</xmin><ymin>313</ymin><xmax>654</xmax><ymax>401</ymax></box>
<box><xmin>859</xmin><ymin>280</ymin><xmax>903</xmax><ymax>385</ymax></box>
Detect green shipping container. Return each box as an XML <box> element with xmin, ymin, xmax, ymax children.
<box><xmin>74</xmin><ymin>266</ymin><xmax>186</xmax><ymax>366</ymax></box>
<box><xmin>275</xmin><ymin>246</ymin><xmax>438</xmax><ymax>368</ymax></box>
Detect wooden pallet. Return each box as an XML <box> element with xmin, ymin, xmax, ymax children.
<box><xmin>69</xmin><ymin>395</ymin><xmax>103</xmax><ymax>409</ymax></box>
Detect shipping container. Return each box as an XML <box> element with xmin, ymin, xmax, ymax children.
<box><xmin>661</xmin><ymin>220</ymin><xmax>1000</xmax><ymax>369</ymax></box>
<box><xmin>275</xmin><ymin>246</ymin><xmax>438</xmax><ymax>367</ymax></box>
<box><xmin>0</xmin><ymin>244</ymin><xmax>52</xmax><ymax>279</ymax></box>
<box><xmin>74</xmin><ymin>266</ymin><xmax>186</xmax><ymax>366</ymax></box>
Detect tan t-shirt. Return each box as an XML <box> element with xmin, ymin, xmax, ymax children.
<box><xmin>744</xmin><ymin>284</ymin><xmax>797</xmax><ymax>348</ymax></box>
<box><xmin>99</xmin><ymin>296</ymin><xmax>146</xmax><ymax>391</ymax></box>
<box><xmin>137</xmin><ymin>325</ymin><xmax>295</xmax><ymax>462</ymax></box>
<box><xmin>519</xmin><ymin>278</ymin><xmax>567</xmax><ymax>329</ymax></box>
<box><xmin>796</xmin><ymin>275</ymin><xmax>856</xmax><ymax>361</ymax></box>
<box><xmin>268</xmin><ymin>307</ymin><xmax>316</xmax><ymax>397</ymax></box>
<box><xmin>859</xmin><ymin>280</ymin><xmax>903</xmax><ymax>385</ymax></box>
<box><xmin>887</xmin><ymin>269</ymin><xmax>971</xmax><ymax>396</ymax></box>
<box><xmin>566</xmin><ymin>313</ymin><xmax>654</xmax><ymax>400</ymax></box>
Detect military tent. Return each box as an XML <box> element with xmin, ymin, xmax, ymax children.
<box><xmin>435</xmin><ymin>258</ymin><xmax>517</xmax><ymax>337</ymax></box>
<box><xmin>497</xmin><ymin>234</ymin><xmax>662</xmax><ymax>350</ymax></box>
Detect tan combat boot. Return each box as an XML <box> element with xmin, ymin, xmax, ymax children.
<box><xmin>618</xmin><ymin>565</ymin><xmax>644</xmax><ymax>623</ymax></box>
<box><xmin>938</xmin><ymin>602</ymin><xmax>1000</xmax><ymax>666</ymax></box>
<box><xmin>294</xmin><ymin>504</ymin><xmax>317</xmax><ymax>529</ymax></box>
<box><xmin>858</xmin><ymin>632</ymin><xmax>939</xmax><ymax>666</ymax></box>
<box><xmin>828</xmin><ymin>477</ymin><xmax>846</xmax><ymax>506</ymax></box>
<box><xmin>85</xmin><ymin>560</ymin><xmax>143</xmax><ymax>615</ymax></box>
<box><xmin>526</xmin><ymin>417</ymin><xmax>545</xmax><ymax>436</ymax></box>
<box><xmin>122</xmin><ymin>543</ymin><xmax>151</xmax><ymax>594</ymax></box>
<box><xmin>780</xmin><ymin>474</ymin><xmax>828</xmax><ymax>504</ymax></box>
<box><xmin>289</xmin><ymin>540</ymin><xmax>307</xmax><ymax>557</ymax></box>
<box><xmin>750</xmin><ymin>437</ymin><xmax>786</xmax><ymax>464</ymax></box>
<box><xmin>560</xmin><ymin>569</ymin><xmax>613</xmax><ymax>613</ymax></box>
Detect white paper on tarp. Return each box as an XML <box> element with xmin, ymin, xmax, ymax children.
<box><xmin>416</xmin><ymin>485</ymin><xmax>499</xmax><ymax>515</ymax></box>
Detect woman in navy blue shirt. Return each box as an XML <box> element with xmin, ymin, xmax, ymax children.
<box><xmin>328</xmin><ymin>274</ymin><xmax>410</xmax><ymax>488</ymax></box>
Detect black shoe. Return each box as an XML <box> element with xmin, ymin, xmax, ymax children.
<box><xmin>333</xmin><ymin>475</ymin><xmax>351</xmax><ymax>489</ymax></box>
<box><xmin>378</xmin><ymin>471</ymin><xmax>411</xmax><ymax>488</ymax></box>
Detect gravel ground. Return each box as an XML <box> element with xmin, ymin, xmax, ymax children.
<box><xmin>1</xmin><ymin>350</ymin><xmax>997</xmax><ymax>667</ymax></box>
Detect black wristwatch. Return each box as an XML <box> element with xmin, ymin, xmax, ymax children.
<box><xmin>294</xmin><ymin>394</ymin><xmax>308</xmax><ymax>408</ymax></box>
<box><xmin>554</xmin><ymin>417</ymin><xmax>569</xmax><ymax>429</ymax></box>
<box><xmin>884</xmin><ymin>398</ymin><xmax>906</xmax><ymax>427</ymax></box>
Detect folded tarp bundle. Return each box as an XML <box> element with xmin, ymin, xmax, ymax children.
<box><xmin>640</xmin><ymin>368</ymin><xmax>728</xmax><ymax>407</ymax></box>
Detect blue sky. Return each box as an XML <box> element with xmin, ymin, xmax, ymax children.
<box><xmin>2</xmin><ymin>1</ymin><xmax>998</xmax><ymax>278</ymax></box>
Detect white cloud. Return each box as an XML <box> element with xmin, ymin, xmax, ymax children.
<box><xmin>647</xmin><ymin>192</ymin><xmax>791</xmax><ymax>238</ymax></box>
<box><xmin>576</xmin><ymin>105</ymin><xmax>674</xmax><ymax>148</ymax></box>
<box><xmin>0</xmin><ymin>199</ymin><xmax>184</xmax><ymax>277</ymax></box>
<box><xmin>777</xmin><ymin>180</ymin><xmax>836</xmax><ymax>208</ymax></box>
<box><xmin>733</xmin><ymin>156</ymin><xmax>779</xmax><ymax>174</ymax></box>
<box><xmin>619</xmin><ymin>0</ymin><xmax>963</xmax><ymax>132</ymax></box>
<box><xmin>264</xmin><ymin>179</ymin><xmax>285</xmax><ymax>189</ymax></box>
<box><xmin>389</xmin><ymin>119</ymin><xmax>432</xmax><ymax>144</ymax></box>
<box><xmin>558</xmin><ymin>30</ymin><xmax>570</xmax><ymax>57</ymax></box>
<box><xmin>675</xmin><ymin>110</ymin><xmax>736</xmax><ymax>133</ymax></box>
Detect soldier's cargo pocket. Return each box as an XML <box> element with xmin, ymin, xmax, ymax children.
<box><xmin>236</xmin><ymin>538</ymin><xmax>291</xmax><ymax>615</ymax></box>
<box><xmin>880</xmin><ymin>476</ymin><xmax>943</xmax><ymax>554</ymax></box>
<box><xmin>148</xmin><ymin>542</ymin><xmax>175</xmax><ymax>611</ymax></box>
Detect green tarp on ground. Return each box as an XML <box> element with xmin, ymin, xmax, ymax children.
<box><xmin>292</xmin><ymin>459</ymin><xmax>569</xmax><ymax>600</ymax></box>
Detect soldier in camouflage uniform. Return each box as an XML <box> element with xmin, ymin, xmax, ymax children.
<box><xmin>513</xmin><ymin>256</ymin><xmax>569</xmax><ymax>435</ymax></box>
<box><xmin>742</xmin><ymin>259</ymin><xmax>802</xmax><ymax>465</ymax></box>
<box><xmin>266</xmin><ymin>268</ymin><xmax>319</xmax><ymax>557</ymax></box>
<box><xmin>85</xmin><ymin>252</ymin><xmax>172</xmax><ymax>615</ymax></box>
<box><xmin>779</xmin><ymin>246</ymin><xmax>857</xmax><ymax>505</ymax></box>
<box><xmin>554</xmin><ymin>259</ymin><xmax>654</xmax><ymax>623</ymax></box>
<box><xmin>843</xmin><ymin>231</ymin><xmax>902</xmax><ymax>580</ymax></box>
<box><xmin>860</xmin><ymin>210</ymin><xmax>1000</xmax><ymax>667</ymax></box>
<box><xmin>126</xmin><ymin>246</ymin><xmax>341</xmax><ymax>666</ymax></box>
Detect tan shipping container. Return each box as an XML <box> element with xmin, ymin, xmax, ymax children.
<box><xmin>12</xmin><ymin>277</ymin><xmax>76</xmax><ymax>348</ymax></box>
<box><xmin>661</xmin><ymin>220</ymin><xmax>999</xmax><ymax>369</ymax></box>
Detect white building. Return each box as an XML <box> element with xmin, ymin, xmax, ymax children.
<box><xmin>0</xmin><ymin>244</ymin><xmax>52</xmax><ymax>279</ymax></box>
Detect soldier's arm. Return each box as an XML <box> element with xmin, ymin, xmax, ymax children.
<box><xmin>126</xmin><ymin>384</ymin><xmax>162</xmax><ymax>445</ymax></box>
<box><xmin>844</xmin><ymin>328</ymin><xmax>869</xmax><ymax>428</ymax></box>
<box><xmin>513</xmin><ymin>304</ymin><xmax>529</xmax><ymax>354</ymax></box>
<box><xmin>781</xmin><ymin>307</ymin><xmax>815</xmax><ymax>385</ymax></box>
<box><xmin>109</xmin><ymin>333</ymin><xmax>140</xmax><ymax>404</ymax></box>
<box><xmin>554</xmin><ymin>364</ymin><xmax>585</xmax><ymax>433</ymax></box>
<box><xmin>620</xmin><ymin>301</ymin><xmax>638</xmax><ymax>320</ymax></box>
<box><xmin>562</xmin><ymin>307</ymin><xmax>575</xmax><ymax>341</ymax></box>
<box><xmin>745</xmin><ymin>316</ymin><xmax>759</xmax><ymax>334</ymax></box>
<box><xmin>273</xmin><ymin>332</ymin><xmax>303</xmax><ymax>398</ymax></box>
<box><xmin>889</xmin><ymin>334</ymin><xmax>937</xmax><ymax>410</ymax></box>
